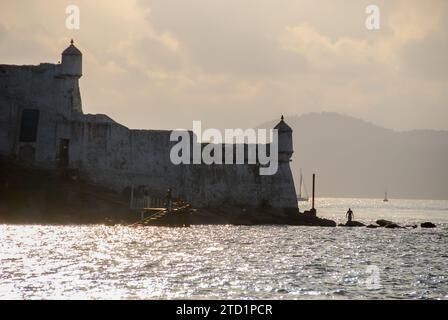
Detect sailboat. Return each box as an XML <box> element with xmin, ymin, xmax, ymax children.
<box><xmin>383</xmin><ymin>191</ymin><xmax>389</xmax><ymax>202</ymax></box>
<box><xmin>297</xmin><ymin>170</ymin><xmax>309</xmax><ymax>202</ymax></box>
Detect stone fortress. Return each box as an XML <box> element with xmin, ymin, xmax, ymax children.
<box><xmin>0</xmin><ymin>41</ymin><xmax>298</xmax><ymax>210</ymax></box>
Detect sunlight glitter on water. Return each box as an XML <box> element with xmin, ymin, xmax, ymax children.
<box><xmin>0</xmin><ymin>198</ymin><xmax>447</xmax><ymax>299</ymax></box>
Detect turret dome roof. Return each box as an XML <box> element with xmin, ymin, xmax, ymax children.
<box><xmin>62</xmin><ymin>39</ymin><xmax>82</xmax><ymax>56</ymax></box>
<box><xmin>274</xmin><ymin>115</ymin><xmax>292</xmax><ymax>132</ymax></box>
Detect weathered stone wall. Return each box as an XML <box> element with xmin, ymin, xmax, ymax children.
<box><xmin>0</xmin><ymin>61</ymin><xmax>298</xmax><ymax>209</ymax></box>
<box><xmin>0</xmin><ymin>63</ymin><xmax>82</xmax><ymax>167</ymax></box>
<box><xmin>64</xmin><ymin>118</ymin><xmax>297</xmax><ymax>208</ymax></box>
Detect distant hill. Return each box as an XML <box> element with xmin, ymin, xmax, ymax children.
<box><xmin>260</xmin><ymin>112</ymin><xmax>448</xmax><ymax>200</ymax></box>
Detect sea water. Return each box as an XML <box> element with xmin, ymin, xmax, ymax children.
<box><xmin>0</xmin><ymin>198</ymin><xmax>447</xmax><ymax>299</ymax></box>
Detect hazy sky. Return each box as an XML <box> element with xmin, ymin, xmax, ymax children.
<box><xmin>0</xmin><ymin>0</ymin><xmax>447</xmax><ymax>131</ymax></box>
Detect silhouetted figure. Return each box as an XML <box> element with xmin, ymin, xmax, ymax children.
<box><xmin>166</xmin><ymin>188</ymin><xmax>173</xmax><ymax>212</ymax></box>
<box><xmin>346</xmin><ymin>208</ymin><xmax>354</xmax><ymax>223</ymax></box>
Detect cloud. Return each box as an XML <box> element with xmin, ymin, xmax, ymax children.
<box><xmin>138</xmin><ymin>0</ymin><xmax>309</xmax><ymax>76</ymax></box>
<box><xmin>0</xmin><ymin>0</ymin><xmax>447</xmax><ymax>131</ymax></box>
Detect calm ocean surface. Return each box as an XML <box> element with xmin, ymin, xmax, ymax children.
<box><xmin>1</xmin><ymin>198</ymin><xmax>447</xmax><ymax>300</ymax></box>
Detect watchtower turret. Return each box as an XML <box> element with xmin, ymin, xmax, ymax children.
<box><xmin>61</xmin><ymin>39</ymin><xmax>82</xmax><ymax>78</ymax></box>
<box><xmin>274</xmin><ymin>115</ymin><xmax>293</xmax><ymax>162</ymax></box>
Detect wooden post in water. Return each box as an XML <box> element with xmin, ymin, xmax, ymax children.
<box><xmin>312</xmin><ymin>173</ymin><xmax>316</xmax><ymax>211</ymax></box>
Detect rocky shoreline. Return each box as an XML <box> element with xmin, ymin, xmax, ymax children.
<box><xmin>338</xmin><ymin>219</ymin><xmax>437</xmax><ymax>229</ymax></box>
<box><xmin>131</xmin><ymin>205</ymin><xmax>337</xmax><ymax>227</ymax></box>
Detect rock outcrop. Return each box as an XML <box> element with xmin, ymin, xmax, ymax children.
<box><xmin>339</xmin><ymin>221</ymin><xmax>366</xmax><ymax>227</ymax></box>
<box><xmin>376</xmin><ymin>219</ymin><xmax>394</xmax><ymax>227</ymax></box>
<box><xmin>384</xmin><ymin>223</ymin><xmax>403</xmax><ymax>229</ymax></box>
<box><xmin>421</xmin><ymin>222</ymin><xmax>436</xmax><ymax>228</ymax></box>
<box><xmin>375</xmin><ymin>219</ymin><xmax>404</xmax><ymax>228</ymax></box>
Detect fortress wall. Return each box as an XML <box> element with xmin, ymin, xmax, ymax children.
<box><xmin>64</xmin><ymin>118</ymin><xmax>297</xmax><ymax>208</ymax></box>
<box><xmin>0</xmin><ymin>98</ymin><xmax>19</xmax><ymax>155</ymax></box>
<box><xmin>127</xmin><ymin>130</ymin><xmax>183</xmax><ymax>190</ymax></box>
<box><xmin>181</xmin><ymin>162</ymin><xmax>297</xmax><ymax>208</ymax></box>
<box><xmin>0</xmin><ymin>57</ymin><xmax>298</xmax><ymax>209</ymax></box>
<box><xmin>266</xmin><ymin>163</ymin><xmax>297</xmax><ymax>208</ymax></box>
<box><xmin>182</xmin><ymin>163</ymin><xmax>263</xmax><ymax>206</ymax></box>
<box><xmin>68</xmin><ymin>119</ymin><xmax>131</xmax><ymax>172</ymax></box>
<box><xmin>0</xmin><ymin>64</ymin><xmax>82</xmax><ymax>166</ymax></box>
<box><xmin>0</xmin><ymin>64</ymin><xmax>77</xmax><ymax>118</ymax></box>
<box><xmin>0</xmin><ymin>66</ymin><xmax>29</xmax><ymax>155</ymax></box>
<box><xmin>67</xmin><ymin>120</ymin><xmax>183</xmax><ymax>194</ymax></box>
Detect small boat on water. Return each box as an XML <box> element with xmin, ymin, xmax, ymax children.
<box><xmin>297</xmin><ymin>170</ymin><xmax>309</xmax><ymax>202</ymax></box>
<box><xmin>383</xmin><ymin>191</ymin><xmax>389</xmax><ymax>202</ymax></box>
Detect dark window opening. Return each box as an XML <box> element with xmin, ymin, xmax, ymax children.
<box><xmin>19</xmin><ymin>109</ymin><xmax>39</xmax><ymax>142</ymax></box>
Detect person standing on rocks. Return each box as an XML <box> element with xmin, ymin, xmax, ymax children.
<box><xmin>166</xmin><ymin>188</ymin><xmax>173</xmax><ymax>213</ymax></box>
<box><xmin>346</xmin><ymin>208</ymin><xmax>354</xmax><ymax>223</ymax></box>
